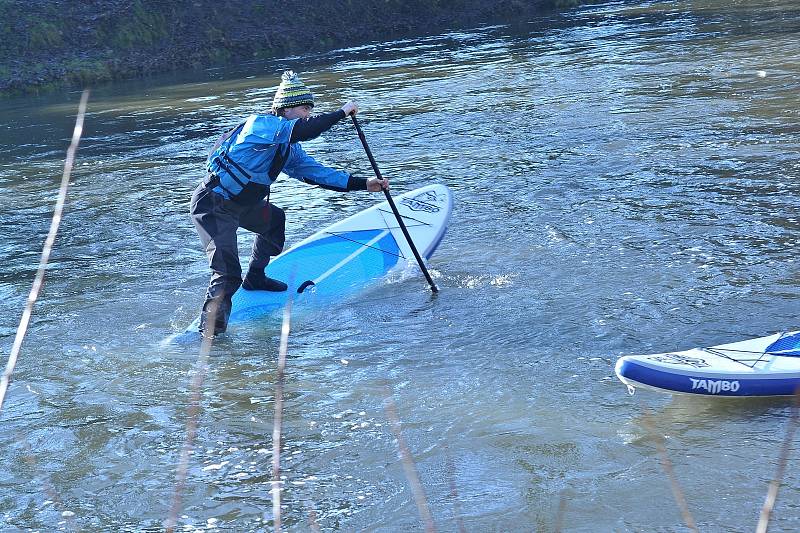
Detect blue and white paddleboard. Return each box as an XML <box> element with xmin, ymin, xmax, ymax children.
<box><xmin>615</xmin><ymin>331</ymin><xmax>800</xmax><ymax>397</ymax></box>
<box><xmin>171</xmin><ymin>183</ymin><xmax>452</xmax><ymax>341</ymax></box>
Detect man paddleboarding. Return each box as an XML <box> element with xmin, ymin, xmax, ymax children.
<box><xmin>190</xmin><ymin>70</ymin><xmax>388</xmax><ymax>337</ymax></box>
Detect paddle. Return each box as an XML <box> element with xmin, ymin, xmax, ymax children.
<box><xmin>350</xmin><ymin>115</ymin><xmax>439</xmax><ymax>293</ymax></box>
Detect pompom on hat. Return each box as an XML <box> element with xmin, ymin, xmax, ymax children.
<box><xmin>272</xmin><ymin>70</ymin><xmax>314</xmax><ymax>112</ymax></box>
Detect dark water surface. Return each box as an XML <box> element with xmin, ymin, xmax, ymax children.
<box><xmin>1</xmin><ymin>0</ymin><xmax>799</xmax><ymax>530</ymax></box>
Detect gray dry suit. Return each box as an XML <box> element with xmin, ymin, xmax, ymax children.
<box><xmin>190</xmin><ymin>109</ymin><xmax>368</xmax><ymax>334</ymax></box>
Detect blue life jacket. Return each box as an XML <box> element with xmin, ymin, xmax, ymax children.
<box><xmin>206</xmin><ymin>114</ymin><xmax>350</xmax><ymax>205</ymax></box>
<box><xmin>206</xmin><ymin>114</ymin><xmax>294</xmax><ymax>203</ymax></box>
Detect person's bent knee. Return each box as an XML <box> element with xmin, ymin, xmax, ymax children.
<box><xmin>272</xmin><ymin>205</ymin><xmax>286</xmax><ymax>227</ymax></box>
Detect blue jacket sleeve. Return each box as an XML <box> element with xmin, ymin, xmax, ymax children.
<box><xmin>282</xmin><ymin>143</ymin><xmax>352</xmax><ymax>192</ymax></box>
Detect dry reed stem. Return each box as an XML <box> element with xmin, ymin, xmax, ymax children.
<box><xmin>271</xmin><ymin>298</ymin><xmax>293</xmax><ymax>532</ymax></box>
<box><xmin>383</xmin><ymin>385</ymin><xmax>436</xmax><ymax>532</ymax></box>
<box><xmin>18</xmin><ymin>436</ymin><xmax>77</xmax><ymax>530</ymax></box>
<box><xmin>642</xmin><ymin>409</ymin><xmax>699</xmax><ymax>533</ymax></box>
<box><xmin>306</xmin><ymin>504</ymin><xmax>321</xmax><ymax>533</ymax></box>
<box><xmin>443</xmin><ymin>444</ymin><xmax>466</xmax><ymax>533</ymax></box>
<box><xmin>0</xmin><ymin>90</ymin><xmax>89</xmax><ymax>413</ymax></box>
<box><xmin>164</xmin><ymin>304</ymin><xmax>219</xmax><ymax>532</ymax></box>
<box><xmin>755</xmin><ymin>390</ymin><xmax>800</xmax><ymax>533</ymax></box>
<box><xmin>554</xmin><ymin>490</ymin><xmax>568</xmax><ymax>533</ymax></box>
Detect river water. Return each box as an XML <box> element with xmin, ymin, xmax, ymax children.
<box><xmin>1</xmin><ymin>0</ymin><xmax>799</xmax><ymax>531</ymax></box>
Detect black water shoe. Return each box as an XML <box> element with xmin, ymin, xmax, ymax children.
<box><xmin>242</xmin><ymin>272</ymin><xmax>288</xmax><ymax>292</ymax></box>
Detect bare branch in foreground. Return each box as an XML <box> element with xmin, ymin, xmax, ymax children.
<box><xmin>19</xmin><ymin>436</ymin><xmax>77</xmax><ymax>530</ymax></box>
<box><xmin>0</xmin><ymin>90</ymin><xmax>89</xmax><ymax>413</ymax></box>
<box><xmin>642</xmin><ymin>410</ymin><xmax>698</xmax><ymax>533</ymax></box>
<box><xmin>443</xmin><ymin>443</ymin><xmax>466</xmax><ymax>533</ymax></box>
<box><xmin>554</xmin><ymin>490</ymin><xmax>568</xmax><ymax>533</ymax></box>
<box><xmin>164</xmin><ymin>305</ymin><xmax>219</xmax><ymax>532</ymax></box>
<box><xmin>383</xmin><ymin>385</ymin><xmax>436</xmax><ymax>532</ymax></box>
<box><xmin>756</xmin><ymin>391</ymin><xmax>800</xmax><ymax>533</ymax></box>
<box><xmin>271</xmin><ymin>298</ymin><xmax>293</xmax><ymax>532</ymax></box>
<box><xmin>306</xmin><ymin>502</ymin><xmax>321</xmax><ymax>533</ymax></box>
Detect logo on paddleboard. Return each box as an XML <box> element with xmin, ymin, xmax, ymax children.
<box><xmin>689</xmin><ymin>378</ymin><xmax>740</xmax><ymax>394</ymax></box>
<box><xmin>401</xmin><ymin>191</ymin><xmax>443</xmax><ymax>213</ymax></box>
<box><xmin>648</xmin><ymin>353</ymin><xmax>709</xmax><ymax>368</ymax></box>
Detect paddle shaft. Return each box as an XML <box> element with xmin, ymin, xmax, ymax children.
<box><xmin>351</xmin><ymin>115</ymin><xmax>439</xmax><ymax>293</ymax></box>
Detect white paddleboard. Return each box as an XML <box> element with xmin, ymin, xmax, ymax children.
<box><xmin>170</xmin><ymin>183</ymin><xmax>452</xmax><ymax>341</ymax></box>
<box><xmin>615</xmin><ymin>330</ymin><xmax>800</xmax><ymax>397</ymax></box>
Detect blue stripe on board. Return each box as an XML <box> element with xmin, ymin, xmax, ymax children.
<box><xmin>765</xmin><ymin>332</ymin><xmax>800</xmax><ymax>356</ymax></box>
<box><xmin>229</xmin><ymin>229</ymin><xmax>401</xmax><ymax>324</ymax></box>
<box><xmin>297</xmin><ymin>230</ymin><xmax>400</xmax><ymax>264</ymax></box>
<box><xmin>425</xmin><ymin>226</ymin><xmax>448</xmax><ymax>260</ymax></box>
<box><xmin>377</xmin><ymin>231</ymin><xmax>400</xmax><ymax>269</ymax></box>
<box><xmin>279</xmin><ymin>230</ymin><xmax>399</xmax><ymax>280</ymax></box>
<box><xmin>617</xmin><ymin>359</ymin><xmax>800</xmax><ymax>397</ymax></box>
<box><xmin>299</xmin><ymin>229</ymin><xmax>384</xmax><ymax>251</ymax></box>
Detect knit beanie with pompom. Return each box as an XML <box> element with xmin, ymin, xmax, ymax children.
<box><xmin>271</xmin><ymin>70</ymin><xmax>314</xmax><ymax>112</ymax></box>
